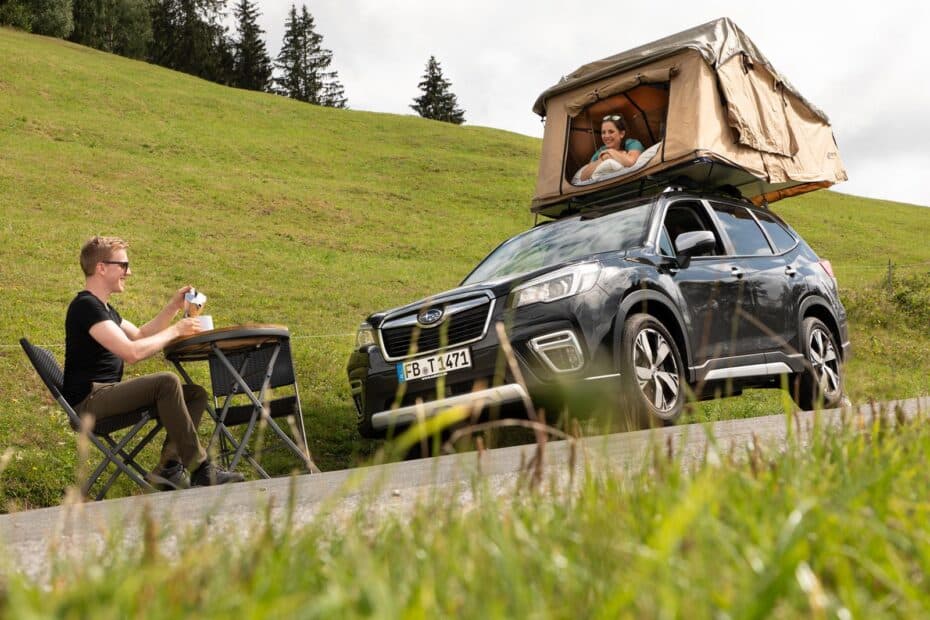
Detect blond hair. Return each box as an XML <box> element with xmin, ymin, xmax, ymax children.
<box><xmin>80</xmin><ymin>236</ymin><xmax>129</xmax><ymax>276</ymax></box>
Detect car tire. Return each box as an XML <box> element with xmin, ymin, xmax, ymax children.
<box><xmin>791</xmin><ymin>317</ymin><xmax>844</xmax><ymax>411</ymax></box>
<box><xmin>617</xmin><ymin>313</ymin><xmax>686</xmax><ymax>428</ymax></box>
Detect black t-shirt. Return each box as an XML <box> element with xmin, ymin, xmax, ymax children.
<box><xmin>62</xmin><ymin>291</ymin><xmax>124</xmax><ymax>406</ymax></box>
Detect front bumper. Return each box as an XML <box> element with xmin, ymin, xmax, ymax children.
<box><xmin>370</xmin><ymin>383</ymin><xmax>529</xmax><ymax>432</ymax></box>
<box><xmin>348</xmin><ymin>285</ymin><xmax>616</xmax><ymax>438</ymax></box>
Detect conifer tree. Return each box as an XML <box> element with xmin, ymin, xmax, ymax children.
<box><xmin>148</xmin><ymin>0</ymin><xmax>232</xmax><ymax>85</ymax></box>
<box><xmin>230</xmin><ymin>0</ymin><xmax>271</xmax><ymax>91</ymax></box>
<box><xmin>320</xmin><ymin>80</ymin><xmax>347</xmax><ymax>109</ymax></box>
<box><xmin>71</xmin><ymin>0</ymin><xmax>151</xmax><ymax>59</ymax></box>
<box><xmin>0</xmin><ymin>1</ymin><xmax>32</xmax><ymax>29</ymax></box>
<box><xmin>274</xmin><ymin>4</ymin><xmax>347</xmax><ymax>108</ymax></box>
<box><xmin>410</xmin><ymin>56</ymin><xmax>465</xmax><ymax>125</ymax></box>
<box><xmin>0</xmin><ymin>0</ymin><xmax>73</xmax><ymax>36</ymax></box>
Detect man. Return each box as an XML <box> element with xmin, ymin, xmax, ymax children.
<box><xmin>62</xmin><ymin>235</ymin><xmax>244</xmax><ymax>489</ymax></box>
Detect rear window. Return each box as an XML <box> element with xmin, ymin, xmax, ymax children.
<box><xmin>711</xmin><ymin>204</ymin><xmax>774</xmax><ymax>256</ymax></box>
<box><xmin>462</xmin><ymin>202</ymin><xmax>653</xmax><ymax>285</ymax></box>
<box><xmin>754</xmin><ymin>210</ymin><xmax>797</xmax><ymax>253</ymax></box>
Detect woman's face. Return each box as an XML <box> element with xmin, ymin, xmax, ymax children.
<box><xmin>600</xmin><ymin>120</ymin><xmax>625</xmax><ymax>149</ymax></box>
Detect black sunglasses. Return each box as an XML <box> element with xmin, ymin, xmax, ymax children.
<box><xmin>102</xmin><ymin>260</ymin><xmax>130</xmax><ymax>271</ymax></box>
<box><xmin>602</xmin><ymin>114</ymin><xmax>624</xmax><ymax>122</ymax></box>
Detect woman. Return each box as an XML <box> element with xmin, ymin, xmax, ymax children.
<box><xmin>577</xmin><ymin>114</ymin><xmax>644</xmax><ymax>181</ymax></box>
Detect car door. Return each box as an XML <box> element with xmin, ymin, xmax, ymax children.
<box><xmin>659</xmin><ymin>200</ymin><xmax>742</xmax><ymax>365</ymax></box>
<box><xmin>751</xmin><ymin>208</ymin><xmax>806</xmax><ymax>353</ymax></box>
<box><xmin>707</xmin><ymin>201</ymin><xmax>794</xmax><ymax>354</ymax></box>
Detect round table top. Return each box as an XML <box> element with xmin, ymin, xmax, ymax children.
<box><xmin>164</xmin><ymin>323</ymin><xmax>290</xmax><ymax>362</ymax></box>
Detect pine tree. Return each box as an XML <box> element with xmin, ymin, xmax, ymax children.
<box><xmin>230</xmin><ymin>0</ymin><xmax>271</xmax><ymax>92</ymax></box>
<box><xmin>320</xmin><ymin>80</ymin><xmax>347</xmax><ymax>109</ymax></box>
<box><xmin>273</xmin><ymin>4</ymin><xmax>346</xmax><ymax>108</ymax></box>
<box><xmin>0</xmin><ymin>0</ymin><xmax>34</xmax><ymax>30</ymax></box>
<box><xmin>410</xmin><ymin>56</ymin><xmax>465</xmax><ymax>125</ymax></box>
<box><xmin>0</xmin><ymin>0</ymin><xmax>73</xmax><ymax>36</ymax></box>
<box><xmin>148</xmin><ymin>0</ymin><xmax>232</xmax><ymax>85</ymax></box>
<box><xmin>71</xmin><ymin>0</ymin><xmax>151</xmax><ymax>59</ymax></box>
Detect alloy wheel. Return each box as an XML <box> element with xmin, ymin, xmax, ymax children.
<box><xmin>809</xmin><ymin>326</ymin><xmax>841</xmax><ymax>398</ymax></box>
<box><xmin>632</xmin><ymin>328</ymin><xmax>680</xmax><ymax>413</ymax></box>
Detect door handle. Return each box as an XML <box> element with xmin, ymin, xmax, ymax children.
<box><xmin>785</xmin><ymin>265</ymin><xmax>797</xmax><ymax>277</ymax></box>
<box><xmin>730</xmin><ymin>267</ymin><xmax>744</xmax><ymax>279</ymax></box>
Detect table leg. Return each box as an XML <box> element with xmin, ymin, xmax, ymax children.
<box><xmin>171</xmin><ymin>359</ymin><xmax>268</xmax><ymax>477</ymax></box>
<box><xmin>209</xmin><ymin>344</ymin><xmax>314</xmax><ymax>471</ymax></box>
<box><xmin>211</xmin><ymin>343</ymin><xmax>282</xmax><ymax>471</ymax></box>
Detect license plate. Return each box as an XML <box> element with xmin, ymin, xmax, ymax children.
<box><xmin>397</xmin><ymin>347</ymin><xmax>472</xmax><ymax>383</ymax></box>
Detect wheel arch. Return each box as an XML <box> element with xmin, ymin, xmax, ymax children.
<box><xmin>612</xmin><ymin>289</ymin><xmax>693</xmax><ymax>380</ymax></box>
<box><xmin>799</xmin><ymin>296</ymin><xmax>845</xmax><ymax>362</ymax></box>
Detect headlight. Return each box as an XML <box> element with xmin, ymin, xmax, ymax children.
<box><xmin>356</xmin><ymin>323</ymin><xmax>376</xmax><ymax>349</ymax></box>
<box><xmin>511</xmin><ymin>262</ymin><xmax>601</xmax><ymax>308</ymax></box>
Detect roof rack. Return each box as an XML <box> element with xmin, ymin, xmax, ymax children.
<box><xmin>535</xmin><ymin>156</ymin><xmax>792</xmax><ymax>220</ymax></box>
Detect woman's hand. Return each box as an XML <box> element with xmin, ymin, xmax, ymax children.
<box><xmin>599</xmin><ymin>148</ymin><xmax>625</xmax><ymax>161</ymax></box>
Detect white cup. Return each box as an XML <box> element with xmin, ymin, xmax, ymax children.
<box><xmin>197</xmin><ymin>315</ymin><xmax>214</xmax><ymax>331</ymax></box>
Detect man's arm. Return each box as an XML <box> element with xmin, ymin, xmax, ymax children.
<box><xmin>90</xmin><ymin>317</ymin><xmax>200</xmax><ymax>364</ymax></box>
<box><xmin>129</xmin><ymin>285</ymin><xmax>193</xmax><ymax>340</ymax></box>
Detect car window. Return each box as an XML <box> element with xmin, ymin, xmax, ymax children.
<box><xmin>662</xmin><ymin>201</ymin><xmax>722</xmax><ymax>256</ymax></box>
<box><xmin>658</xmin><ymin>227</ymin><xmax>675</xmax><ymax>257</ymax></box>
<box><xmin>753</xmin><ymin>209</ymin><xmax>797</xmax><ymax>254</ymax></box>
<box><xmin>462</xmin><ymin>202</ymin><xmax>653</xmax><ymax>285</ymax></box>
<box><xmin>711</xmin><ymin>203</ymin><xmax>774</xmax><ymax>256</ymax></box>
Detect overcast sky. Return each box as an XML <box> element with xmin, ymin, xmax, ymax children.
<box><xmin>249</xmin><ymin>0</ymin><xmax>929</xmax><ymax>207</ymax></box>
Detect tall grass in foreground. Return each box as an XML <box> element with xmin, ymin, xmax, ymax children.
<box><xmin>3</xmin><ymin>408</ymin><xmax>929</xmax><ymax>618</ymax></box>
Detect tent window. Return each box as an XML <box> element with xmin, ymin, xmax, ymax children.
<box><xmin>565</xmin><ymin>83</ymin><xmax>669</xmax><ymax>185</ymax></box>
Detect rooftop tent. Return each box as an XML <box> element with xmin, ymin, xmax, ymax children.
<box><xmin>531</xmin><ymin>17</ymin><xmax>847</xmax><ymax>217</ymax></box>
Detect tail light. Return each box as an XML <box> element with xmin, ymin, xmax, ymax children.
<box><xmin>819</xmin><ymin>260</ymin><xmax>838</xmax><ymax>287</ymax></box>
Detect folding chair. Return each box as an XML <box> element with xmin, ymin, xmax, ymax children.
<box><xmin>207</xmin><ymin>336</ymin><xmax>315</xmax><ymax>477</ymax></box>
<box><xmin>19</xmin><ymin>338</ymin><xmax>163</xmax><ymax>500</ymax></box>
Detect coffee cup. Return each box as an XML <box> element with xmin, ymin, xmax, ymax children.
<box><xmin>197</xmin><ymin>315</ymin><xmax>214</xmax><ymax>331</ymax></box>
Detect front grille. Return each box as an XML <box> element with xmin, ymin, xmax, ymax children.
<box><xmin>381</xmin><ymin>297</ymin><xmax>492</xmax><ymax>359</ymax></box>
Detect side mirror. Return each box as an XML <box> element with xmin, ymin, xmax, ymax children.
<box><xmin>675</xmin><ymin>230</ymin><xmax>715</xmax><ymax>268</ymax></box>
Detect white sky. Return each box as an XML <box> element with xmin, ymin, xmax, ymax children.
<box><xmin>249</xmin><ymin>0</ymin><xmax>930</xmax><ymax>207</ymax></box>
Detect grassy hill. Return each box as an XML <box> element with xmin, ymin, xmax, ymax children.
<box><xmin>2</xmin><ymin>27</ymin><xmax>929</xmax><ymax>509</ymax></box>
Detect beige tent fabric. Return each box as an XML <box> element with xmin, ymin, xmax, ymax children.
<box><xmin>534</xmin><ymin>17</ymin><xmax>827</xmax><ymax>124</ymax></box>
<box><xmin>531</xmin><ymin>18</ymin><xmax>846</xmax><ymax>214</ymax></box>
<box><xmin>565</xmin><ymin>68</ymin><xmax>676</xmax><ymax>118</ymax></box>
<box><xmin>717</xmin><ymin>55</ymin><xmax>796</xmax><ymax>157</ymax></box>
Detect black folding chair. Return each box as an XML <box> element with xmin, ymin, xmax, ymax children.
<box><xmin>207</xmin><ymin>336</ymin><xmax>315</xmax><ymax>477</ymax></box>
<box><xmin>19</xmin><ymin>338</ymin><xmax>163</xmax><ymax>500</ymax></box>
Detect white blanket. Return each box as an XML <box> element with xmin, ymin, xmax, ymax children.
<box><xmin>572</xmin><ymin>141</ymin><xmax>663</xmax><ymax>186</ymax></box>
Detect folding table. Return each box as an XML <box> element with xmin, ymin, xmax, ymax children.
<box><xmin>164</xmin><ymin>324</ymin><xmax>315</xmax><ymax>478</ymax></box>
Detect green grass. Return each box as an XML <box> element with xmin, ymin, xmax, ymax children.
<box><xmin>2</xmin><ymin>27</ymin><xmax>930</xmax><ymax>510</ymax></box>
<box><xmin>4</xmin><ymin>409</ymin><xmax>930</xmax><ymax>617</ymax></box>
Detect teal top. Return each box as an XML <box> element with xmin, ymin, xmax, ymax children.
<box><xmin>590</xmin><ymin>139</ymin><xmax>645</xmax><ymax>163</ymax></box>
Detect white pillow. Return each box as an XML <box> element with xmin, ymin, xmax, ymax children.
<box><xmin>572</xmin><ymin>141</ymin><xmax>663</xmax><ymax>186</ymax></box>
<box><xmin>591</xmin><ymin>158</ymin><xmax>626</xmax><ymax>180</ymax></box>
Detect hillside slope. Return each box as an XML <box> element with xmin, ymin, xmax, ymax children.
<box><xmin>2</xmin><ymin>27</ymin><xmax>929</xmax><ymax>508</ymax></box>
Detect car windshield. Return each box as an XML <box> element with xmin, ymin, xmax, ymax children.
<box><xmin>462</xmin><ymin>201</ymin><xmax>653</xmax><ymax>285</ymax></box>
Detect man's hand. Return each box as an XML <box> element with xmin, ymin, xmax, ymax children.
<box><xmin>170</xmin><ymin>285</ymin><xmax>195</xmax><ymax>314</ymax></box>
<box><xmin>174</xmin><ymin>317</ymin><xmax>202</xmax><ymax>338</ymax></box>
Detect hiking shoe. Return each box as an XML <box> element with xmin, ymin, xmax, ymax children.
<box><xmin>147</xmin><ymin>461</ymin><xmax>190</xmax><ymax>491</ymax></box>
<box><xmin>190</xmin><ymin>460</ymin><xmax>245</xmax><ymax>487</ymax></box>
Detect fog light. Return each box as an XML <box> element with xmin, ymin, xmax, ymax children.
<box><xmin>529</xmin><ymin>331</ymin><xmax>584</xmax><ymax>373</ymax></box>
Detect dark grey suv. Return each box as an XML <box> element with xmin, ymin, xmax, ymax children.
<box><xmin>347</xmin><ymin>189</ymin><xmax>849</xmax><ymax>437</ymax></box>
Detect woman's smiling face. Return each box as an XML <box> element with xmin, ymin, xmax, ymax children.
<box><xmin>600</xmin><ymin>120</ymin><xmax>625</xmax><ymax>150</ymax></box>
